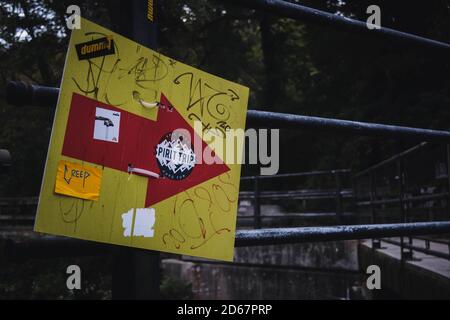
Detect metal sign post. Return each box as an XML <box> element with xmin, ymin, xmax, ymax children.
<box><xmin>109</xmin><ymin>0</ymin><xmax>160</xmax><ymax>300</ymax></box>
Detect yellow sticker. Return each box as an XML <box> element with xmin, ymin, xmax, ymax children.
<box><xmin>55</xmin><ymin>160</ymin><xmax>102</xmax><ymax>201</ymax></box>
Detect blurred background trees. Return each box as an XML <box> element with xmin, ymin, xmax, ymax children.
<box><xmin>1</xmin><ymin>0</ymin><xmax>449</xmax><ymax>196</ymax></box>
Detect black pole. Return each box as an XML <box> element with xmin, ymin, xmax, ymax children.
<box><xmin>354</xmin><ymin>142</ymin><xmax>429</xmax><ymax>179</ymax></box>
<box><xmin>8</xmin><ymin>85</ymin><xmax>450</xmax><ymax>145</ymax></box>
<box><xmin>241</xmin><ymin>169</ymin><xmax>350</xmax><ymax>180</ymax></box>
<box><xmin>109</xmin><ymin>0</ymin><xmax>160</xmax><ymax>300</ymax></box>
<box><xmin>5</xmin><ymin>82</ymin><xmax>58</xmax><ymax>108</ymax></box>
<box><xmin>446</xmin><ymin>144</ymin><xmax>450</xmax><ymax>219</ymax></box>
<box><xmin>0</xmin><ymin>149</ymin><xmax>11</xmax><ymax>174</ymax></box>
<box><xmin>397</xmin><ymin>158</ymin><xmax>413</xmax><ymax>261</ymax></box>
<box><xmin>334</xmin><ymin>171</ymin><xmax>342</xmax><ymax>223</ymax></box>
<box><xmin>381</xmin><ymin>238</ymin><xmax>450</xmax><ymax>260</ymax></box>
<box><xmin>221</xmin><ymin>0</ymin><xmax>450</xmax><ymax>53</ymax></box>
<box><xmin>246</xmin><ymin>110</ymin><xmax>450</xmax><ymax>143</ymax></box>
<box><xmin>234</xmin><ymin>221</ymin><xmax>450</xmax><ymax>247</ymax></box>
<box><xmin>253</xmin><ymin>177</ymin><xmax>261</xmax><ymax>229</ymax></box>
<box><xmin>4</xmin><ymin>222</ymin><xmax>450</xmax><ymax>257</ymax></box>
<box><xmin>370</xmin><ymin>172</ymin><xmax>380</xmax><ymax>249</ymax></box>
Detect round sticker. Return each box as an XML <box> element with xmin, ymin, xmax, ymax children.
<box><xmin>155</xmin><ymin>132</ymin><xmax>196</xmax><ymax>180</ymax></box>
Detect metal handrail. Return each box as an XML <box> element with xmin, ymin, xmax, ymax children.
<box><xmin>2</xmin><ymin>221</ymin><xmax>450</xmax><ymax>262</ymax></box>
<box><xmin>381</xmin><ymin>238</ymin><xmax>450</xmax><ymax>260</ymax></box>
<box><xmin>7</xmin><ymin>83</ymin><xmax>450</xmax><ymax>143</ymax></box>
<box><xmin>234</xmin><ymin>221</ymin><xmax>450</xmax><ymax>247</ymax></box>
<box><xmin>356</xmin><ymin>192</ymin><xmax>449</xmax><ymax>207</ymax></box>
<box><xmin>240</xmin><ymin>169</ymin><xmax>350</xmax><ymax>180</ymax></box>
<box><xmin>353</xmin><ymin>142</ymin><xmax>429</xmax><ymax>178</ymax></box>
<box><xmin>222</xmin><ymin>0</ymin><xmax>450</xmax><ymax>53</ymax></box>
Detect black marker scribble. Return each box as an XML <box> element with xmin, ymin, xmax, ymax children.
<box><xmin>59</xmin><ymin>198</ymin><xmax>85</xmax><ymax>227</ymax></box>
<box><xmin>173</xmin><ymin>72</ymin><xmax>240</xmax><ymax>137</ymax></box>
<box><xmin>72</xmin><ymin>34</ymin><xmax>168</xmax><ymax>109</ymax></box>
<box><xmin>161</xmin><ymin>174</ymin><xmax>237</xmax><ymax>251</ymax></box>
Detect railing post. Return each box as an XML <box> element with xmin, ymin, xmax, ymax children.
<box><xmin>253</xmin><ymin>176</ymin><xmax>261</xmax><ymax>229</ymax></box>
<box><xmin>398</xmin><ymin>159</ymin><xmax>404</xmax><ymax>261</ymax></box>
<box><xmin>398</xmin><ymin>158</ymin><xmax>413</xmax><ymax>261</ymax></box>
<box><xmin>370</xmin><ymin>172</ymin><xmax>381</xmax><ymax>249</ymax></box>
<box><xmin>446</xmin><ymin>144</ymin><xmax>450</xmax><ymax>218</ymax></box>
<box><xmin>334</xmin><ymin>171</ymin><xmax>342</xmax><ymax>223</ymax></box>
<box><xmin>110</xmin><ymin>0</ymin><xmax>160</xmax><ymax>300</ymax></box>
<box><xmin>350</xmin><ymin>176</ymin><xmax>356</xmax><ymax>220</ymax></box>
<box><xmin>112</xmin><ymin>247</ymin><xmax>160</xmax><ymax>299</ymax></box>
<box><xmin>0</xmin><ymin>149</ymin><xmax>11</xmax><ymax>175</ymax></box>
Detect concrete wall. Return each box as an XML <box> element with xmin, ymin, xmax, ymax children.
<box><xmin>162</xmin><ymin>259</ymin><xmax>363</xmax><ymax>299</ymax></box>
<box><xmin>232</xmin><ymin>241</ymin><xmax>359</xmax><ymax>271</ymax></box>
<box><xmin>359</xmin><ymin>241</ymin><xmax>450</xmax><ymax>299</ymax></box>
<box><xmin>162</xmin><ymin>241</ymin><xmax>365</xmax><ymax>300</ymax></box>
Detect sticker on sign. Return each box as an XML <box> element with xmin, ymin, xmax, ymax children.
<box><xmin>93</xmin><ymin>107</ymin><xmax>120</xmax><ymax>143</ymax></box>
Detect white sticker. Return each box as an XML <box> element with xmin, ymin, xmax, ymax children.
<box><xmin>121</xmin><ymin>208</ymin><xmax>155</xmax><ymax>238</ymax></box>
<box><xmin>93</xmin><ymin>107</ymin><xmax>120</xmax><ymax>143</ymax></box>
<box><xmin>121</xmin><ymin>208</ymin><xmax>134</xmax><ymax>237</ymax></box>
<box><xmin>133</xmin><ymin>208</ymin><xmax>155</xmax><ymax>237</ymax></box>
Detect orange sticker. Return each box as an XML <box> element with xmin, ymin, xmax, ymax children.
<box><xmin>55</xmin><ymin>160</ymin><xmax>102</xmax><ymax>201</ymax></box>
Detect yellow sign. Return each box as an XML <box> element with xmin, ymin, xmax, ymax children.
<box><xmin>34</xmin><ymin>17</ymin><xmax>249</xmax><ymax>261</ymax></box>
<box><xmin>55</xmin><ymin>160</ymin><xmax>102</xmax><ymax>201</ymax></box>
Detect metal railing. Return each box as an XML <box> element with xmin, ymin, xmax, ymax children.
<box><xmin>381</xmin><ymin>237</ymin><xmax>450</xmax><ymax>260</ymax></box>
<box><xmin>0</xmin><ymin>149</ymin><xmax>11</xmax><ymax>174</ymax></box>
<box><xmin>4</xmin><ymin>84</ymin><xmax>450</xmax><ymax>250</ymax></box>
<box><xmin>353</xmin><ymin>142</ymin><xmax>450</xmax><ymax>260</ymax></box>
<box><xmin>8</xmin><ymin>81</ymin><xmax>450</xmax><ymax>143</ymax></box>
<box><xmin>239</xmin><ymin>169</ymin><xmax>352</xmax><ymax>228</ymax></box>
<box><xmin>223</xmin><ymin>0</ymin><xmax>450</xmax><ymax>53</ymax></box>
<box><xmin>0</xmin><ymin>197</ymin><xmax>37</xmax><ymax>227</ymax></box>
<box><xmin>2</xmin><ymin>221</ymin><xmax>450</xmax><ymax>260</ymax></box>
<box><xmin>2</xmin><ymin>0</ymin><xmax>450</xmax><ymax>299</ymax></box>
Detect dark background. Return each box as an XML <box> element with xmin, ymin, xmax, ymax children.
<box><xmin>1</xmin><ymin>0</ymin><xmax>449</xmax><ymax>196</ymax></box>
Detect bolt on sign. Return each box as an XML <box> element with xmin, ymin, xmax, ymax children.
<box><xmin>34</xmin><ymin>17</ymin><xmax>249</xmax><ymax>261</ymax></box>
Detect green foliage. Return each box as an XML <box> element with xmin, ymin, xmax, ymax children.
<box><xmin>0</xmin><ymin>0</ymin><xmax>449</xmax><ymax>190</ymax></box>
<box><xmin>160</xmin><ymin>275</ymin><xmax>194</xmax><ymax>300</ymax></box>
<box><xmin>0</xmin><ymin>256</ymin><xmax>112</xmax><ymax>299</ymax></box>
<box><xmin>0</xmin><ymin>0</ymin><xmax>111</xmax><ymax>196</ymax></box>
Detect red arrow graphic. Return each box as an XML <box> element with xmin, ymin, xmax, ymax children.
<box><xmin>62</xmin><ymin>92</ymin><xmax>229</xmax><ymax>206</ymax></box>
